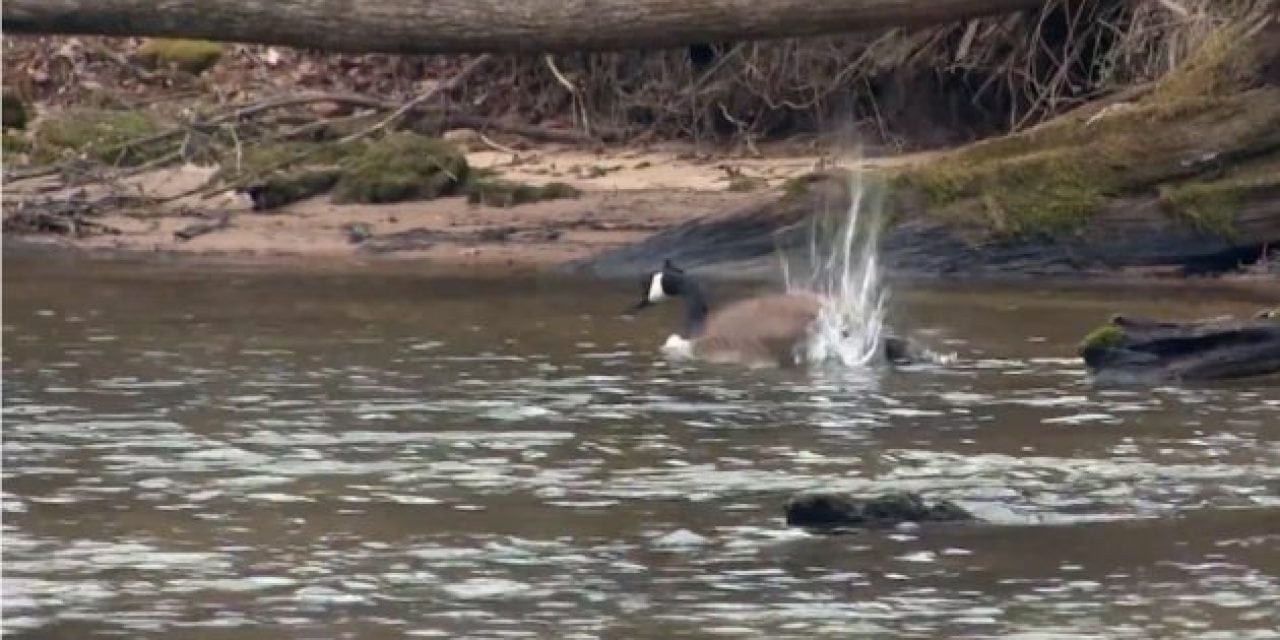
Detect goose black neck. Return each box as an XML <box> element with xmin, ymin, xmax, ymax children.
<box><xmin>680</xmin><ymin>280</ymin><xmax>709</xmax><ymax>338</ymax></box>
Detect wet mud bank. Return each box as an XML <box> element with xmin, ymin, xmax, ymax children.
<box><xmin>561</xmin><ymin>170</ymin><xmax>1280</xmax><ymax>284</ymax></box>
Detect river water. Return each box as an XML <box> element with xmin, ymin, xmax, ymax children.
<box><xmin>3</xmin><ymin>255</ymin><xmax>1279</xmax><ymax>639</ymax></box>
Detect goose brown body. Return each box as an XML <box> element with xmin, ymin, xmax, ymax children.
<box><xmin>689</xmin><ymin>291</ymin><xmax>826</xmax><ymax>366</ymax></box>
<box><xmin>634</xmin><ymin>261</ymin><xmax>831</xmax><ymax>368</ymax></box>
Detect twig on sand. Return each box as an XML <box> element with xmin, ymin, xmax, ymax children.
<box><xmin>476</xmin><ymin>131</ymin><xmax>518</xmax><ymax>154</ymax></box>
<box><xmin>174</xmin><ymin>213</ymin><xmax>231</xmax><ymax>241</ymax></box>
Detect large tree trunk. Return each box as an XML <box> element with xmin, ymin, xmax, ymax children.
<box><xmin>4</xmin><ymin>0</ymin><xmax>1046</xmax><ymax>54</ymax></box>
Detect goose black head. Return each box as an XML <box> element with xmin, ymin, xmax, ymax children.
<box><xmin>630</xmin><ymin>260</ymin><xmax>687</xmax><ymax>312</ymax></box>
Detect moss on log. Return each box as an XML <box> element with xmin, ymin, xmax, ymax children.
<box><xmin>890</xmin><ymin>22</ymin><xmax>1280</xmax><ymax>242</ymax></box>
<box><xmin>1079</xmin><ymin>315</ymin><xmax>1280</xmax><ymax>384</ymax></box>
<box><xmin>569</xmin><ymin>22</ymin><xmax>1280</xmax><ymax>280</ymax></box>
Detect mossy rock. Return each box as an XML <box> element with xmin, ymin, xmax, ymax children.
<box><xmin>1078</xmin><ymin>324</ymin><xmax>1127</xmax><ymax>356</ymax></box>
<box><xmin>243</xmin><ymin>168</ymin><xmax>343</xmax><ymax>211</ymax></box>
<box><xmin>464</xmin><ymin>179</ymin><xmax>580</xmax><ymax>207</ymax></box>
<box><xmin>222</xmin><ymin>140</ymin><xmax>357</xmax><ymax>208</ymax></box>
<box><xmin>331</xmin><ymin>133</ymin><xmax>468</xmax><ymax>204</ymax></box>
<box><xmin>232</xmin><ymin>140</ymin><xmax>353</xmax><ymax>177</ymax></box>
<box><xmin>3</xmin><ymin>92</ymin><xmax>30</xmax><ymax>130</ymax></box>
<box><xmin>33</xmin><ymin>108</ymin><xmax>170</xmax><ymax>165</ymax></box>
<box><xmin>137</xmin><ymin>39</ymin><xmax>225</xmax><ymax>75</ymax></box>
<box><xmin>3</xmin><ymin>130</ymin><xmax>31</xmax><ymax>155</ymax></box>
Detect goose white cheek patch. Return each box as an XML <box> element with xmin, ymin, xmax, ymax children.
<box><xmin>647</xmin><ymin>273</ymin><xmax>666</xmax><ymax>303</ymax></box>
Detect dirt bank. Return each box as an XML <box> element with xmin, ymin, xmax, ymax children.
<box><xmin>3</xmin><ymin>144</ymin><xmax>845</xmax><ymax>269</ymax></box>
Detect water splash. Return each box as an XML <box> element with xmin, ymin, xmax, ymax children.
<box><xmin>780</xmin><ymin>169</ymin><xmax>888</xmax><ymax>367</ymax></box>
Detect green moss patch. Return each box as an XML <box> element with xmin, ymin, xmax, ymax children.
<box><xmin>245</xmin><ymin>168</ymin><xmax>343</xmax><ymax>211</ymax></box>
<box><xmin>464</xmin><ymin>179</ymin><xmax>580</xmax><ymax>207</ymax></box>
<box><xmin>885</xmin><ymin>20</ymin><xmax>1280</xmax><ymax>242</ymax></box>
<box><xmin>33</xmin><ymin>108</ymin><xmax>171</xmax><ymax>165</ymax></box>
<box><xmin>331</xmin><ymin>133</ymin><xmax>468</xmax><ymax>204</ymax></box>
<box><xmin>223</xmin><ymin>136</ymin><xmax>575</xmax><ymax>208</ymax></box>
<box><xmin>3</xmin><ymin>130</ymin><xmax>31</xmax><ymax>155</ymax></box>
<box><xmin>222</xmin><ymin>140</ymin><xmax>354</xmax><ymax>208</ymax></box>
<box><xmin>1157</xmin><ymin>154</ymin><xmax>1280</xmax><ymax>239</ymax></box>
<box><xmin>892</xmin><ymin>85</ymin><xmax>1280</xmax><ymax>240</ymax></box>
<box><xmin>234</xmin><ymin>140</ymin><xmax>352</xmax><ymax>176</ymax></box>
<box><xmin>137</xmin><ymin>39</ymin><xmax>225</xmax><ymax>75</ymax></box>
<box><xmin>1078</xmin><ymin>323</ymin><xmax>1127</xmax><ymax>356</ymax></box>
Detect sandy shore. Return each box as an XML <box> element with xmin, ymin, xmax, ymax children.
<box><xmin>5</xmin><ymin>144</ymin><xmax>871</xmax><ymax>269</ymax></box>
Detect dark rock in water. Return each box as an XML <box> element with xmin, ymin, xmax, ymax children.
<box><xmin>882</xmin><ymin>335</ymin><xmax>931</xmax><ymax>365</ymax></box>
<box><xmin>1079</xmin><ymin>314</ymin><xmax>1280</xmax><ymax>384</ymax></box>
<box><xmin>785</xmin><ymin>492</ymin><xmax>972</xmax><ymax>530</ymax></box>
<box><xmin>883</xmin><ymin>336</ymin><xmax>911</xmax><ymax>364</ymax></box>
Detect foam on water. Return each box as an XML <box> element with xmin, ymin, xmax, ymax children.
<box><xmin>780</xmin><ymin>167</ymin><xmax>888</xmax><ymax>368</ymax></box>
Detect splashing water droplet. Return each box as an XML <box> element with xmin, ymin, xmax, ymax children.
<box><xmin>780</xmin><ymin>169</ymin><xmax>888</xmax><ymax>368</ymax></box>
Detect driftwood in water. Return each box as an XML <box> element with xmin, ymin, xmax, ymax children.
<box><xmin>1078</xmin><ymin>314</ymin><xmax>1280</xmax><ymax>384</ymax></box>
<box><xmin>786</xmin><ymin>492</ymin><xmax>972</xmax><ymax>531</ymax></box>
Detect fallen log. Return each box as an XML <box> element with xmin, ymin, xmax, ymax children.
<box><xmin>1078</xmin><ymin>314</ymin><xmax>1280</xmax><ymax>384</ymax></box>
<box><xmin>3</xmin><ymin>0</ymin><xmax>1047</xmax><ymax>55</ymax></box>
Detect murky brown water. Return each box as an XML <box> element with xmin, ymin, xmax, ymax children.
<box><xmin>4</xmin><ymin>255</ymin><xmax>1279</xmax><ymax>639</ymax></box>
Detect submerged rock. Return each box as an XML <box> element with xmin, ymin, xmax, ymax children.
<box><xmin>1079</xmin><ymin>314</ymin><xmax>1280</xmax><ymax>383</ymax></box>
<box><xmin>785</xmin><ymin>492</ymin><xmax>972</xmax><ymax>530</ymax></box>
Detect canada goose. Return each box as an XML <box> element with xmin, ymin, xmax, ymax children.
<box><xmin>629</xmin><ymin>260</ymin><xmax>828</xmax><ymax>367</ymax></box>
